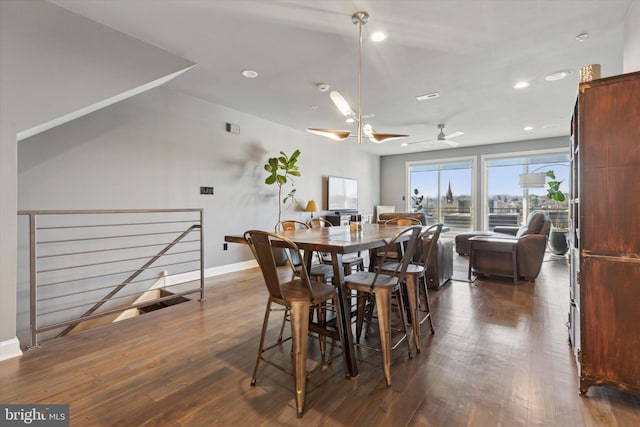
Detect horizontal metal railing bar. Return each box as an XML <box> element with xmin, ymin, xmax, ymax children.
<box><xmin>35</xmin><ymin>219</ymin><xmax>199</xmax><ymax>231</ymax></box>
<box><xmin>37</xmin><ymin>249</ymin><xmax>200</xmax><ymax>274</ymax></box>
<box><xmin>36</xmin><ymin>266</ymin><xmax>202</xmax><ymax>303</ymax></box>
<box><xmin>36</xmin><ymin>239</ymin><xmax>200</xmax><ymax>259</ymax></box>
<box><xmin>37</xmin><ymin>227</ymin><xmax>200</xmax><ymax>245</ymax></box>
<box><xmin>35</xmin><ymin>288</ymin><xmax>203</xmax><ymax>332</ymax></box>
<box><xmin>18</xmin><ymin>208</ymin><xmax>203</xmax><ymax>215</ymax></box>
<box><xmin>36</xmin><ymin>259</ymin><xmax>201</xmax><ymax>288</ymax></box>
<box><xmin>37</xmin><ymin>276</ymin><xmax>159</xmax><ymax>302</ymax></box>
<box><xmin>21</xmin><ymin>208</ymin><xmax>205</xmax><ymax>347</ymax></box>
<box><xmin>37</xmin><ymin>282</ymin><xmax>203</xmax><ymax>316</ymax></box>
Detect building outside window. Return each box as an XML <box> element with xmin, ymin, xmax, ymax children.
<box><xmin>483</xmin><ymin>150</ymin><xmax>570</xmax><ymax>230</ymax></box>
<box><xmin>407</xmin><ymin>157</ymin><xmax>475</xmax><ymax>233</ymax></box>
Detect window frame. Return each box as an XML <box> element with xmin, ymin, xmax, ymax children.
<box><xmin>480</xmin><ymin>147</ymin><xmax>570</xmax><ymax>230</ymax></box>
<box><xmin>406</xmin><ymin>155</ymin><xmax>477</xmax><ymax>229</ymax></box>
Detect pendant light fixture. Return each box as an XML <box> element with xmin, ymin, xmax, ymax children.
<box><xmin>306</xmin><ymin>11</ymin><xmax>408</xmax><ymax>144</ymax></box>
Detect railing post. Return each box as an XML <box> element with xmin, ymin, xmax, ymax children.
<box><xmin>199</xmin><ymin>209</ymin><xmax>205</xmax><ymax>301</ymax></box>
<box><xmin>29</xmin><ymin>213</ymin><xmax>37</xmax><ymax>349</ymax></box>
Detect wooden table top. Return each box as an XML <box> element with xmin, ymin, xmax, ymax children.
<box><xmin>225</xmin><ymin>223</ymin><xmax>413</xmax><ymax>254</ymax></box>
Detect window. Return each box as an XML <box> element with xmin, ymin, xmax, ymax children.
<box><xmin>483</xmin><ymin>151</ymin><xmax>569</xmax><ymax>230</ymax></box>
<box><xmin>407</xmin><ymin>158</ymin><xmax>475</xmax><ymax>233</ymax></box>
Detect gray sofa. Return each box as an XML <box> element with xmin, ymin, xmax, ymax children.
<box><xmin>456</xmin><ymin>211</ymin><xmax>551</xmax><ymax>281</ymax></box>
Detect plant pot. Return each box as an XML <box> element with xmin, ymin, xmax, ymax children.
<box><xmin>548</xmin><ymin>230</ymin><xmax>569</xmax><ymax>255</ymax></box>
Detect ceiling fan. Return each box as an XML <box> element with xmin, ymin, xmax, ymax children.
<box><xmin>407</xmin><ymin>124</ymin><xmax>464</xmax><ymax>147</ymax></box>
<box><xmin>306</xmin><ymin>11</ymin><xmax>409</xmax><ymax>144</ymax></box>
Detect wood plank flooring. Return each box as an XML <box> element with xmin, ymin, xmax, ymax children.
<box><xmin>2</xmin><ymin>253</ymin><xmax>640</xmax><ymax>426</ymax></box>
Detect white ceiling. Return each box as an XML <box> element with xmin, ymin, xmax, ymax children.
<box><xmin>50</xmin><ymin>0</ymin><xmax>632</xmax><ymax>156</ymax></box>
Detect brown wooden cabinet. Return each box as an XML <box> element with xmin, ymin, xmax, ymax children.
<box><xmin>569</xmin><ymin>71</ymin><xmax>640</xmax><ymax>397</ymax></box>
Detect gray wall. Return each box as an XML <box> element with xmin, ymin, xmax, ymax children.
<box><xmin>380</xmin><ymin>136</ymin><xmax>569</xmax><ymax>229</ymax></box>
<box><xmin>18</xmin><ymin>86</ymin><xmax>380</xmax><ymax>265</ymax></box>
<box><xmin>624</xmin><ymin>0</ymin><xmax>640</xmax><ymax>73</ymax></box>
<box><xmin>0</xmin><ymin>0</ymin><xmax>189</xmax><ymax>355</ymax></box>
<box><xmin>16</xmin><ymin>86</ymin><xmax>379</xmax><ymax>347</ymax></box>
<box><xmin>2</xmin><ymin>0</ymin><xmax>379</xmax><ymax>353</ymax></box>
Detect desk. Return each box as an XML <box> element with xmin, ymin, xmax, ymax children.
<box><xmin>468</xmin><ymin>236</ymin><xmax>519</xmax><ymax>285</ymax></box>
<box><xmin>225</xmin><ymin>223</ymin><xmax>412</xmax><ymax>379</ymax></box>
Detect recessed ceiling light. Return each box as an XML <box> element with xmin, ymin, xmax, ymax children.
<box><xmin>241</xmin><ymin>69</ymin><xmax>258</xmax><ymax>78</ymax></box>
<box><xmin>523</xmin><ymin>126</ymin><xmax>534</xmax><ymax>131</ymax></box>
<box><xmin>514</xmin><ymin>81</ymin><xmax>530</xmax><ymax>89</ymax></box>
<box><xmin>576</xmin><ymin>32</ymin><xmax>589</xmax><ymax>42</ymax></box>
<box><xmin>370</xmin><ymin>31</ymin><xmax>387</xmax><ymax>42</ymax></box>
<box><xmin>416</xmin><ymin>92</ymin><xmax>440</xmax><ymax>101</ymax></box>
<box><xmin>545</xmin><ymin>70</ymin><xmax>573</xmax><ymax>81</ymax></box>
<box><xmin>316</xmin><ymin>83</ymin><xmax>330</xmax><ymax>92</ymax></box>
<box><xmin>345</xmin><ymin>117</ymin><xmax>355</xmax><ymax>123</ymax></box>
<box><xmin>401</xmin><ymin>142</ymin><xmax>408</xmax><ymax>147</ymax></box>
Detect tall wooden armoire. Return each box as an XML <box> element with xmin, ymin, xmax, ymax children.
<box><xmin>568</xmin><ymin>71</ymin><xmax>640</xmax><ymax>396</ymax></box>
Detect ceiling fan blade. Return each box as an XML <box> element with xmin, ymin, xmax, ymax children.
<box><xmin>444</xmin><ymin>139</ymin><xmax>460</xmax><ymax>147</ymax></box>
<box><xmin>445</xmin><ymin>130</ymin><xmax>464</xmax><ymax>139</ymax></box>
<box><xmin>306</xmin><ymin>128</ymin><xmax>351</xmax><ymax>141</ymax></box>
<box><xmin>406</xmin><ymin>139</ymin><xmax>435</xmax><ymax>145</ymax></box>
<box><xmin>370</xmin><ymin>132</ymin><xmax>409</xmax><ymax>143</ymax></box>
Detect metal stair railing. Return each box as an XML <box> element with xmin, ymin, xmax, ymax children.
<box><xmin>17</xmin><ymin>209</ymin><xmax>205</xmax><ymax>348</ymax></box>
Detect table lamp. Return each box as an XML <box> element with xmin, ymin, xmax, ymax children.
<box><xmin>305</xmin><ymin>200</ymin><xmax>318</xmax><ymax>218</ymax></box>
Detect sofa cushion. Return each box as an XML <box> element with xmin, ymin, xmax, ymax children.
<box><xmin>516</xmin><ymin>211</ymin><xmax>546</xmax><ymax>238</ymax></box>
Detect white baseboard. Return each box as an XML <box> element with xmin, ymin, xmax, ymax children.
<box><xmin>0</xmin><ymin>337</ymin><xmax>23</xmax><ymax>361</ymax></box>
<box><xmin>165</xmin><ymin>259</ymin><xmax>257</xmax><ymax>286</ymax></box>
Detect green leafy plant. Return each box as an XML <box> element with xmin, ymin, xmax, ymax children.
<box><xmin>545</xmin><ymin>170</ymin><xmax>565</xmax><ymax>202</ymax></box>
<box><xmin>264</xmin><ymin>149</ymin><xmax>301</xmax><ymax>222</ymax></box>
<box><xmin>411</xmin><ymin>188</ymin><xmax>424</xmax><ymax>212</ymax></box>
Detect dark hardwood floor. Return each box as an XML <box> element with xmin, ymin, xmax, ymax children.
<box><xmin>2</xmin><ymin>253</ymin><xmax>640</xmax><ymax>426</ymax></box>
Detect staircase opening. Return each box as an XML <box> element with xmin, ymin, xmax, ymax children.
<box><xmin>138</xmin><ymin>289</ymin><xmax>190</xmax><ymax>314</ymax></box>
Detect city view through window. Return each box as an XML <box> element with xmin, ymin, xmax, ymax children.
<box><xmin>408</xmin><ymin>152</ymin><xmax>570</xmax><ymax>233</ymax></box>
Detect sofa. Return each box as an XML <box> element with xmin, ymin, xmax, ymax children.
<box><xmin>456</xmin><ymin>211</ymin><xmax>551</xmax><ymax>281</ymax></box>
<box><xmin>378</xmin><ymin>212</ymin><xmax>452</xmax><ymax>288</ymax></box>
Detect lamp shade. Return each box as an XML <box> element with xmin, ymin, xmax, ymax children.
<box><xmin>519</xmin><ymin>172</ymin><xmax>546</xmax><ymax>188</ymax></box>
<box><xmin>305</xmin><ymin>200</ymin><xmax>318</xmax><ymax>212</ymax></box>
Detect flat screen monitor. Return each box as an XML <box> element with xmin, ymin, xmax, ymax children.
<box><xmin>327</xmin><ymin>176</ymin><xmax>358</xmax><ymax>212</ymax></box>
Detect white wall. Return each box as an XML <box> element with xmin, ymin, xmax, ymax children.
<box><xmin>624</xmin><ymin>0</ymin><xmax>640</xmax><ymax>72</ymax></box>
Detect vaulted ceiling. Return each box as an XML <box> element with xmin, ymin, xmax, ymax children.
<box><xmin>51</xmin><ymin>0</ymin><xmax>632</xmax><ymax>155</ymax></box>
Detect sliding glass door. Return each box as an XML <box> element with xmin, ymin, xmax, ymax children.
<box><xmin>407</xmin><ymin>158</ymin><xmax>475</xmax><ymax>233</ymax></box>
<box><xmin>483</xmin><ymin>151</ymin><xmax>569</xmax><ymax>229</ymax></box>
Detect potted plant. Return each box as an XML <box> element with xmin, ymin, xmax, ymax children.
<box><xmin>411</xmin><ymin>188</ymin><xmax>424</xmax><ymax>212</ymax></box>
<box><xmin>264</xmin><ymin>149</ymin><xmax>301</xmax><ymax>265</ymax></box>
<box><xmin>264</xmin><ymin>149</ymin><xmax>301</xmax><ymax>223</ymax></box>
<box><xmin>544</xmin><ymin>170</ymin><xmax>569</xmax><ymax>255</ymax></box>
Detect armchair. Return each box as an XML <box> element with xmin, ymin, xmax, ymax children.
<box><xmin>464</xmin><ymin>211</ymin><xmax>551</xmax><ymax>282</ymax></box>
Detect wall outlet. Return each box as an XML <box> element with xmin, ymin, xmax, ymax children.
<box><xmin>200</xmin><ymin>186</ymin><xmax>214</xmax><ymax>195</ymax></box>
<box><xmin>223</xmin><ymin>243</ymin><xmax>228</xmax><ymax>251</ymax></box>
<box><xmin>225</xmin><ymin>122</ymin><xmax>240</xmax><ymax>134</ymax></box>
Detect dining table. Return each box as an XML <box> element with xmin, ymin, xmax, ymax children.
<box><xmin>225</xmin><ymin>222</ymin><xmax>419</xmax><ymax>379</ymax></box>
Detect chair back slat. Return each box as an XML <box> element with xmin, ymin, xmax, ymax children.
<box><xmin>308</xmin><ymin>218</ymin><xmax>333</xmax><ymax>228</ymax></box>
<box><xmin>274</xmin><ymin>220</ymin><xmax>309</xmax><ymax>267</ymax></box>
<box><xmin>417</xmin><ymin>223</ymin><xmax>444</xmax><ymax>267</ymax></box>
<box><xmin>381</xmin><ymin>217</ymin><xmax>422</xmax><ymax>226</ymax></box>
<box><xmin>244</xmin><ymin>230</ymin><xmax>314</xmax><ymax>300</ymax></box>
<box><xmin>371</xmin><ymin>225</ymin><xmax>422</xmax><ymax>292</ymax></box>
